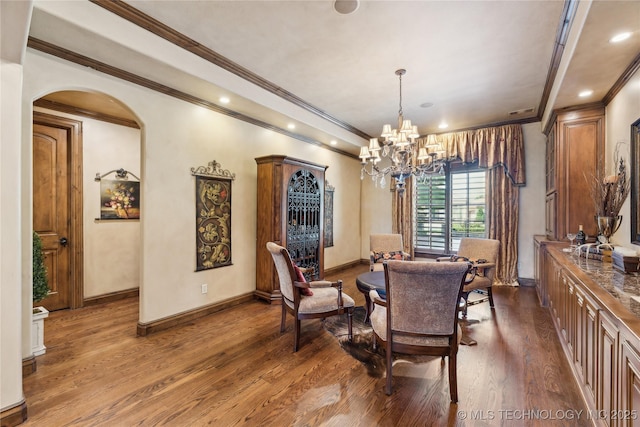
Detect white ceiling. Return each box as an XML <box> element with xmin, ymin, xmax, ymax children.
<box><xmin>28</xmin><ymin>0</ymin><xmax>640</xmax><ymax>156</ymax></box>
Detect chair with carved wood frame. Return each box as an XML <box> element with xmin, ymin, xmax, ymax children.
<box><xmin>437</xmin><ymin>237</ymin><xmax>500</xmax><ymax>318</ymax></box>
<box><xmin>266</xmin><ymin>242</ymin><xmax>355</xmax><ymax>352</ymax></box>
<box><xmin>369</xmin><ymin>234</ymin><xmax>411</xmax><ymax>272</ymax></box>
<box><xmin>369</xmin><ymin>260</ymin><xmax>469</xmax><ymax>400</ymax></box>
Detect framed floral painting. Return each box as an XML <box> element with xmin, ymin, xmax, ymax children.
<box><xmin>100</xmin><ymin>179</ymin><xmax>140</xmax><ymax>220</ymax></box>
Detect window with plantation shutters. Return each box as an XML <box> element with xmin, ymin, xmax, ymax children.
<box><xmin>414</xmin><ymin>163</ymin><xmax>486</xmax><ymax>255</ymax></box>
<box><xmin>415</xmin><ymin>172</ymin><xmax>447</xmax><ymax>252</ymax></box>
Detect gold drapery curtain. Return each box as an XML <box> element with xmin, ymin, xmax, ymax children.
<box><xmin>392</xmin><ymin>124</ymin><xmax>525</xmax><ymax>285</ymax></box>
<box><xmin>392</xmin><ymin>179</ymin><xmax>414</xmax><ymax>260</ymax></box>
<box><xmin>487</xmin><ymin>167</ymin><xmax>520</xmax><ymax>286</ymax></box>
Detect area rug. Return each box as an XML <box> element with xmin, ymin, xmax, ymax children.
<box><xmin>323</xmin><ymin>307</ymin><xmax>437</xmax><ymax>378</ymax></box>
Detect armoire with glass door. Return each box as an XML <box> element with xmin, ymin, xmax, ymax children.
<box><xmin>255</xmin><ymin>155</ymin><xmax>327</xmax><ymax>303</ymax></box>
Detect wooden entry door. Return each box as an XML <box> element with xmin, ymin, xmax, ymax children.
<box><xmin>33</xmin><ymin>112</ymin><xmax>83</xmax><ymax>311</ymax></box>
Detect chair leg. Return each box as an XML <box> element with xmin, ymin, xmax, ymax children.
<box><xmin>461</xmin><ymin>293</ymin><xmax>469</xmax><ymax>318</ymax></box>
<box><xmin>487</xmin><ymin>287</ymin><xmax>495</xmax><ymax>308</ymax></box>
<box><xmin>293</xmin><ymin>318</ymin><xmax>301</xmax><ymax>352</ymax></box>
<box><xmin>385</xmin><ymin>342</ymin><xmax>393</xmax><ymax>395</ymax></box>
<box><xmin>449</xmin><ymin>351</ymin><xmax>458</xmax><ymax>403</ymax></box>
<box><xmin>347</xmin><ymin>308</ymin><xmax>353</xmax><ymax>342</ymax></box>
<box><xmin>280</xmin><ymin>304</ymin><xmax>287</xmax><ymax>333</ymax></box>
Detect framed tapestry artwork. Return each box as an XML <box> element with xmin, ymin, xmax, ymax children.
<box><xmin>191</xmin><ymin>160</ymin><xmax>236</xmax><ymax>271</ymax></box>
<box><xmin>95</xmin><ymin>168</ymin><xmax>140</xmax><ymax>220</ymax></box>
<box><xmin>324</xmin><ymin>181</ymin><xmax>334</xmax><ymax>247</ymax></box>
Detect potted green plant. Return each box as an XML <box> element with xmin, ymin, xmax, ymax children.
<box><xmin>32</xmin><ymin>231</ymin><xmax>50</xmax><ymax>355</ymax></box>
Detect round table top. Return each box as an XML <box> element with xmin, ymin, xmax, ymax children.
<box><xmin>356</xmin><ymin>271</ymin><xmax>385</xmax><ymax>292</ymax></box>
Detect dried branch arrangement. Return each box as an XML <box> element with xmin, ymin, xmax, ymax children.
<box><xmin>586</xmin><ymin>152</ymin><xmax>631</xmax><ymax>218</ymax></box>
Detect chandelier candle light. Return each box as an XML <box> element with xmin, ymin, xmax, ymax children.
<box><xmin>359</xmin><ymin>69</ymin><xmax>447</xmax><ymax>195</ymax></box>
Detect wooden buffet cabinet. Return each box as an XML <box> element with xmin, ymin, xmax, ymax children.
<box><xmin>255</xmin><ymin>155</ymin><xmax>327</xmax><ymax>303</ymax></box>
<box><xmin>535</xmin><ymin>236</ymin><xmax>640</xmax><ymax>425</ymax></box>
<box><xmin>545</xmin><ymin>105</ymin><xmax>605</xmax><ymax>241</ymax></box>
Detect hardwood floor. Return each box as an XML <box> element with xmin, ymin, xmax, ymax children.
<box><xmin>21</xmin><ymin>263</ymin><xmax>588</xmax><ymax>426</ymax></box>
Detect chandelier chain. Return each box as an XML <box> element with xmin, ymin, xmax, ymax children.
<box><xmin>398</xmin><ymin>72</ymin><xmax>403</xmax><ymax>118</ymax></box>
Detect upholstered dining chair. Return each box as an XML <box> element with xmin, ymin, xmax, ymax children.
<box><xmin>266</xmin><ymin>242</ymin><xmax>355</xmax><ymax>352</ymax></box>
<box><xmin>438</xmin><ymin>237</ymin><xmax>500</xmax><ymax>317</ymax></box>
<box><xmin>369</xmin><ymin>234</ymin><xmax>411</xmax><ymax>271</ymax></box>
<box><xmin>369</xmin><ymin>260</ymin><xmax>469</xmax><ymax>401</ymax></box>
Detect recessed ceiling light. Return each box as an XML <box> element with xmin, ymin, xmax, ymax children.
<box><xmin>219</xmin><ymin>96</ymin><xmax>230</xmax><ymax>104</ymax></box>
<box><xmin>420</xmin><ymin>102</ymin><xmax>434</xmax><ymax>109</ymax></box>
<box><xmin>287</xmin><ymin>123</ymin><xmax>296</xmax><ymax>130</ymax></box>
<box><xmin>334</xmin><ymin>0</ymin><xmax>359</xmax><ymax>15</ymax></box>
<box><xmin>330</xmin><ymin>140</ymin><xmax>337</xmax><ymax>146</ymax></box>
<box><xmin>579</xmin><ymin>90</ymin><xmax>593</xmax><ymax>98</ymax></box>
<box><xmin>610</xmin><ymin>32</ymin><xmax>632</xmax><ymax>43</ymax></box>
<box><xmin>438</xmin><ymin>122</ymin><xmax>448</xmax><ymax>129</ymax></box>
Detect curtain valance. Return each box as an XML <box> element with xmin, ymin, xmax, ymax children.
<box><xmin>419</xmin><ymin>124</ymin><xmax>526</xmax><ymax>186</ymax></box>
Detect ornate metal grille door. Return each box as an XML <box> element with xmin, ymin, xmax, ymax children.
<box><xmin>287</xmin><ymin>169</ymin><xmax>321</xmax><ymax>279</ymax></box>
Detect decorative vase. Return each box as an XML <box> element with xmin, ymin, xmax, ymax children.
<box><xmin>116</xmin><ymin>207</ymin><xmax>129</xmax><ymax>219</ymax></box>
<box><xmin>595</xmin><ymin>215</ymin><xmax>622</xmax><ymax>243</ymax></box>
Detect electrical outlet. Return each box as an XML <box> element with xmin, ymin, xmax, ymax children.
<box><xmin>201</xmin><ymin>284</ymin><xmax>208</xmax><ymax>294</ymax></box>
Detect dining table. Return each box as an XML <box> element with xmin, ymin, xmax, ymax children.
<box><xmin>355</xmin><ymin>271</ymin><xmax>385</xmax><ymax>324</ymax></box>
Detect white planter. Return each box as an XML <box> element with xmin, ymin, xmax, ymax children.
<box><xmin>32</xmin><ymin>306</ymin><xmax>49</xmax><ymax>356</ymax></box>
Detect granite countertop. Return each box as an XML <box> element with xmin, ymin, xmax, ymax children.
<box><xmin>561</xmin><ymin>249</ymin><xmax>640</xmax><ymax>317</ymax></box>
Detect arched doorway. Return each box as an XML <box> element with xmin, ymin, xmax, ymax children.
<box><xmin>33</xmin><ymin>90</ymin><xmax>141</xmax><ymax>311</ymax></box>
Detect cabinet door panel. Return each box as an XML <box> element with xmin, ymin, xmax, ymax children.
<box><xmin>562</xmin><ymin>119</ymin><xmax>602</xmax><ymax>238</ymax></box>
<box><xmin>573</xmin><ymin>285</ymin><xmax>599</xmax><ymax>403</ymax></box>
<box><xmin>620</xmin><ymin>339</ymin><xmax>640</xmax><ymax>426</ymax></box>
<box><xmin>546</xmin><ymin>254</ymin><xmax>559</xmax><ymax>323</ymax></box>
<box><xmin>585</xmin><ymin>298</ymin><xmax>598</xmax><ymax>402</ymax></box>
<box><xmin>565</xmin><ymin>274</ymin><xmax>575</xmax><ymax>352</ymax></box>
<box><xmin>574</xmin><ymin>286</ymin><xmax>585</xmax><ymax>377</ymax></box>
<box><xmin>285</xmin><ymin>168</ymin><xmax>323</xmax><ymax>279</ymax></box>
<box><xmin>556</xmin><ymin>108</ymin><xmax>604</xmax><ymax>238</ymax></box>
<box><xmin>599</xmin><ymin>312</ymin><xmax>619</xmax><ymax>423</ymax></box>
<box><xmin>546</xmin><ymin>193</ymin><xmax>557</xmax><ymax>239</ymax></box>
<box><xmin>546</xmin><ymin>125</ymin><xmax>556</xmax><ymax>192</ymax></box>
<box><xmin>546</xmin><ymin>107</ymin><xmax>604</xmax><ymax>240</ymax></box>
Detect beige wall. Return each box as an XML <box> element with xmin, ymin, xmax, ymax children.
<box><xmin>1</xmin><ymin>0</ymin><xmax>31</xmax><ymax>412</ymax></box>
<box><xmin>1</xmin><ymin>61</ymin><xmax>27</xmax><ymax>412</ymax></box>
<box><xmin>359</xmin><ymin>162</ymin><xmax>394</xmax><ymax>258</ymax></box>
<box><xmin>82</xmin><ymin>118</ymin><xmax>141</xmax><ymax>297</ymax></box>
<box><xmin>606</xmin><ymin>67</ymin><xmax>640</xmax><ymax>251</ymax></box>
<box><xmin>519</xmin><ymin>122</ymin><xmax>547</xmax><ymax>279</ymax></box>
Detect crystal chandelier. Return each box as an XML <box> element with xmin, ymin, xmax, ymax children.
<box><xmin>359</xmin><ymin>69</ymin><xmax>446</xmax><ymax>195</ymax></box>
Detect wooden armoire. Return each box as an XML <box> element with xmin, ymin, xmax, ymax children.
<box><xmin>544</xmin><ymin>105</ymin><xmax>605</xmax><ymax>241</ymax></box>
<box><xmin>255</xmin><ymin>155</ymin><xmax>327</xmax><ymax>303</ymax></box>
